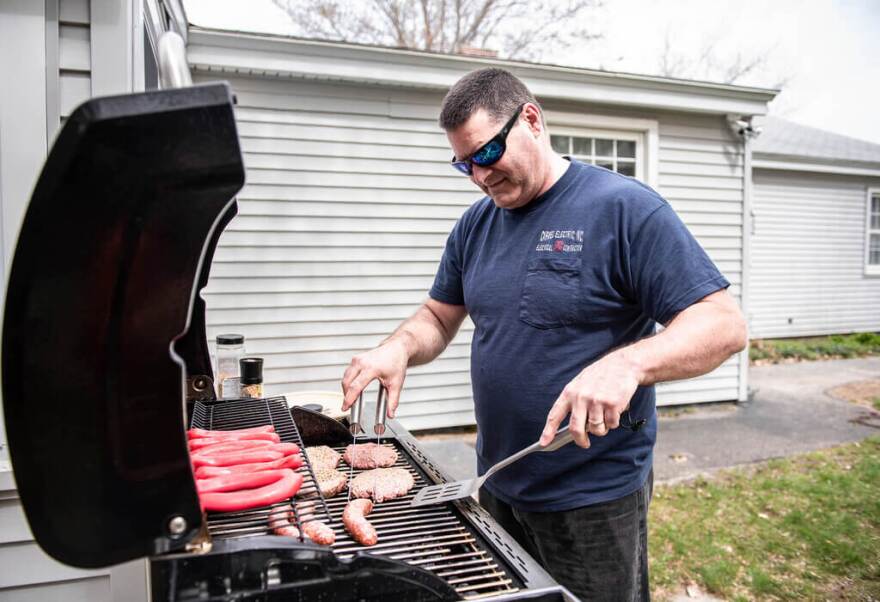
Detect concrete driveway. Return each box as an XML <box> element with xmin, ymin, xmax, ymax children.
<box><xmin>415</xmin><ymin>357</ymin><xmax>880</xmax><ymax>484</ymax></box>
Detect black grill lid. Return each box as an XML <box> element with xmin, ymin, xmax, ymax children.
<box><xmin>1</xmin><ymin>83</ymin><xmax>244</xmax><ymax>568</ymax></box>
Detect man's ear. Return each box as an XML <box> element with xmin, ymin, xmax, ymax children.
<box><xmin>523</xmin><ymin>103</ymin><xmax>544</xmax><ymax>137</ymax></box>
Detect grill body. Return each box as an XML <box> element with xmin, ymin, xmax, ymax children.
<box><xmin>159</xmin><ymin>397</ymin><xmax>573</xmax><ymax>601</ymax></box>
<box><xmin>1</xmin><ymin>81</ymin><xmax>574</xmax><ymax>602</ymax></box>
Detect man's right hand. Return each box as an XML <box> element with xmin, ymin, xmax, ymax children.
<box><xmin>341</xmin><ymin>337</ymin><xmax>410</xmax><ymax>419</ymax></box>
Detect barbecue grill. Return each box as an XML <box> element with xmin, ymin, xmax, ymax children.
<box><xmin>1</xmin><ymin>40</ymin><xmax>575</xmax><ymax>602</ymax></box>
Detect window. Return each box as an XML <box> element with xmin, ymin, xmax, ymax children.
<box><xmin>551</xmin><ymin>132</ymin><xmax>640</xmax><ymax>178</ymax></box>
<box><xmin>868</xmin><ymin>189</ymin><xmax>880</xmax><ymax>275</ymax></box>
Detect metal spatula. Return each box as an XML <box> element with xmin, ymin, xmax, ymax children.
<box><xmin>411</xmin><ymin>426</ymin><xmax>574</xmax><ymax>507</ymax></box>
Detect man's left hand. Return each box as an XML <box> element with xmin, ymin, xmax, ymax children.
<box><xmin>540</xmin><ymin>351</ymin><xmax>643</xmax><ymax>448</ymax></box>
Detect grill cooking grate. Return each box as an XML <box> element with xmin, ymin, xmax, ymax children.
<box><xmin>190</xmin><ymin>399</ymin><xmax>523</xmax><ymax>600</ymax></box>
<box><xmin>325</xmin><ymin>440</ymin><xmax>521</xmax><ymax>600</ymax></box>
<box><xmin>189</xmin><ymin>396</ymin><xmax>332</xmax><ymax>541</ymax></box>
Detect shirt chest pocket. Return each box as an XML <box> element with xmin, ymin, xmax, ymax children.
<box><xmin>519</xmin><ymin>256</ymin><xmax>582</xmax><ymax>329</ymax></box>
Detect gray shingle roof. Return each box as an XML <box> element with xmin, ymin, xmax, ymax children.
<box><xmin>753</xmin><ymin>116</ymin><xmax>880</xmax><ymax>165</ymax></box>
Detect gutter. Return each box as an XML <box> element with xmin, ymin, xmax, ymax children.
<box><xmin>186</xmin><ymin>27</ymin><xmax>779</xmax><ymax>117</ymax></box>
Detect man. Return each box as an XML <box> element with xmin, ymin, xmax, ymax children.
<box><xmin>341</xmin><ymin>67</ymin><xmax>747</xmax><ymax>601</ymax></box>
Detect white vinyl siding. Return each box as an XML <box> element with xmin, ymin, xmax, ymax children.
<box><xmin>57</xmin><ymin>0</ymin><xmax>91</xmax><ymax>122</ymax></box>
<box><xmin>654</xmin><ymin>113</ymin><xmax>745</xmax><ymax>405</ymax></box>
<box><xmin>195</xmin><ymin>72</ymin><xmax>746</xmax><ymax>427</ymax></box>
<box><xmin>0</xmin><ymin>477</ymin><xmax>147</xmax><ymax>601</ymax></box>
<box><xmin>750</xmin><ymin>171</ymin><xmax>880</xmax><ymax>338</ymax></box>
<box><xmin>198</xmin><ymin>75</ymin><xmax>474</xmax><ymax>430</ymax></box>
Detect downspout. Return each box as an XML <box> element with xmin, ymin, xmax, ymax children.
<box><xmin>157</xmin><ymin>0</ymin><xmax>192</xmax><ymax>89</ymax></box>
<box><xmin>727</xmin><ymin>116</ymin><xmax>762</xmax><ymax>402</ymax></box>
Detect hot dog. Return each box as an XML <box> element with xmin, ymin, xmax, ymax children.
<box><xmin>273</xmin><ymin>443</ymin><xmax>300</xmax><ymax>456</ymax></box>
<box><xmin>189</xmin><ymin>433</ymin><xmax>281</xmax><ymax>448</ymax></box>
<box><xmin>301</xmin><ymin>519</ymin><xmax>336</xmax><ymax>545</ymax></box>
<box><xmin>191</xmin><ymin>441</ymin><xmax>299</xmax><ymax>459</ymax></box>
<box><xmin>186</xmin><ymin>424</ymin><xmax>275</xmax><ymax>439</ymax></box>
<box><xmin>189</xmin><ymin>439</ymin><xmax>277</xmax><ymax>453</ymax></box>
<box><xmin>268</xmin><ymin>505</ymin><xmax>300</xmax><ymax>538</ymax></box>
<box><xmin>197</xmin><ymin>470</ymin><xmax>284</xmax><ymax>494</ymax></box>
<box><xmin>191</xmin><ymin>448</ymin><xmax>284</xmax><ymax>468</ymax></box>
<box><xmin>194</xmin><ymin>454</ymin><xmax>303</xmax><ymax>478</ymax></box>
<box><xmin>187</xmin><ymin>426</ymin><xmax>275</xmax><ymax>439</ymax></box>
<box><xmin>200</xmin><ymin>469</ymin><xmax>303</xmax><ymax>512</ymax></box>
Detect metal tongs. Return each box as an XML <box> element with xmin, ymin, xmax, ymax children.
<box><xmin>348</xmin><ymin>384</ymin><xmax>389</xmax><ymax>440</ymax></box>
<box><xmin>347</xmin><ymin>385</ymin><xmax>389</xmax><ymax>501</ymax></box>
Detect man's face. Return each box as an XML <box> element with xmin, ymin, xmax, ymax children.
<box><xmin>447</xmin><ymin>106</ymin><xmax>542</xmax><ymax>210</ymax></box>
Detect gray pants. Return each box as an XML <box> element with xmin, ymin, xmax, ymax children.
<box><xmin>479</xmin><ymin>471</ymin><xmax>653</xmax><ymax>602</ymax></box>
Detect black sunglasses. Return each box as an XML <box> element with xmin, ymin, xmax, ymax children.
<box><xmin>451</xmin><ymin>104</ymin><xmax>525</xmax><ymax>175</ymax></box>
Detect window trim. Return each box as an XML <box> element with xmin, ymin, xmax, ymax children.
<box><xmin>550</xmin><ymin>128</ymin><xmax>644</xmax><ymax>181</ymax></box>
<box><xmin>866</xmin><ymin>187</ymin><xmax>880</xmax><ymax>276</ymax></box>
<box><xmin>545</xmin><ymin>111</ymin><xmax>659</xmax><ymax>187</ymax></box>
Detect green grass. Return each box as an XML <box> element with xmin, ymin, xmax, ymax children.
<box><xmin>873</xmin><ymin>397</ymin><xmax>880</xmax><ymax>412</ymax></box>
<box><xmin>650</xmin><ymin>436</ymin><xmax>880</xmax><ymax>601</ymax></box>
<box><xmin>750</xmin><ymin>332</ymin><xmax>880</xmax><ymax>363</ymax></box>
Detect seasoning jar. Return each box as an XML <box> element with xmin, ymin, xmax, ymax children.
<box><xmin>216</xmin><ymin>334</ymin><xmax>245</xmax><ymax>398</ymax></box>
<box><xmin>239</xmin><ymin>357</ymin><xmax>264</xmax><ymax>399</ymax></box>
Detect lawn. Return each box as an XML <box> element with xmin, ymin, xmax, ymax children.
<box><xmin>750</xmin><ymin>332</ymin><xmax>880</xmax><ymax>364</ymax></box>
<box><xmin>649</xmin><ymin>437</ymin><xmax>880</xmax><ymax>601</ymax></box>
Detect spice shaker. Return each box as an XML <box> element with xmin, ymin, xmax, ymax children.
<box><xmin>216</xmin><ymin>334</ymin><xmax>245</xmax><ymax>398</ymax></box>
<box><xmin>239</xmin><ymin>357</ymin><xmax>264</xmax><ymax>399</ymax></box>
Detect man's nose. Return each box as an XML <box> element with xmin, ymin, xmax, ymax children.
<box><xmin>471</xmin><ymin>163</ymin><xmax>492</xmax><ymax>186</ymax></box>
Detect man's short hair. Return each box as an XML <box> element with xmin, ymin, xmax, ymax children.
<box><xmin>439</xmin><ymin>68</ymin><xmax>540</xmax><ymax>131</ymax></box>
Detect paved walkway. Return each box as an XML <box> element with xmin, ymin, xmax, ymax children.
<box><xmin>415</xmin><ymin>357</ymin><xmax>880</xmax><ymax>484</ymax></box>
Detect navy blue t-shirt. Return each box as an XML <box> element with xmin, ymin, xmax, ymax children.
<box><xmin>429</xmin><ymin>160</ymin><xmax>730</xmax><ymax>512</ymax></box>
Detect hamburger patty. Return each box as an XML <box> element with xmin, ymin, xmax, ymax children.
<box><xmin>349</xmin><ymin>468</ymin><xmax>414</xmax><ymax>503</ymax></box>
<box><xmin>305</xmin><ymin>445</ymin><xmax>341</xmax><ymax>472</ymax></box>
<box><xmin>343</xmin><ymin>443</ymin><xmax>398</xmax><ymax>469</ymax></box>
<box><xmin>314</xmin><ymin>467</ymin><xmax>348</xmax><ymax>498</ymax></box>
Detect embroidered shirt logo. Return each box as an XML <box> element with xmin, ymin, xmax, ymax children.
<box><xmin>536</xmin><ymin>229</ymin><xmax>584</xmax><ymax>253</ymax></box>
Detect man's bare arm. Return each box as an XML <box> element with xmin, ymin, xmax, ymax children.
<box><xmin>620</xmin><ymin>289</ymin><xmax>748</xmax><ymax>385</ymax></box>
<box><xmin>542</xmin><ymin>289</ymin><xmax>747</xmax><ymax>447</ymax></box>
<box><xmin>382</xmin><ymin>299</ymin><xmax>468</xmax><ymax>367</ymax></box>
<box><xmin>341</xmin><ymin>299</ymin><xmax>468</xmax><ymax>416</ymax></box>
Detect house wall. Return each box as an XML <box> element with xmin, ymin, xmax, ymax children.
<box><xmin>194</xmin><ymin>72</ymin><xmax>747</xmax><ymax>430</ymax></box>
<box><xmin>0</xmin><ymin>2</ymin><xmax>148</xmax><ymax>600</ymax></box>
<box><xmin>750</xmin><ymin>169</ymin><xmax>880</xmax><ymax>338</ymax></box>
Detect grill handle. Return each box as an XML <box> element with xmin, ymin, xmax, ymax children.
<box><xmin>374</xmin><ymin>385</ymin><xmax>388</xmax><ymax>436</ymax></box>
<box><xmin>158</xmin><ymin>31</ymin><xmax>193</xmax><ymax>89</ymax></box>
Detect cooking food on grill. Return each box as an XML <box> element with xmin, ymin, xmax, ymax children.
<box><xmin>343</xmin><ymin>498</ymin><xmax>378</xmax><ymax>546</ymax></box>
<box><xmin>305</xmin><ymin>445</ymin><xmax>341</xmax><ymax>472</ymax></box>
<box><xmin>189</xmin><ymin>433</ymin><xmax>280</xmax><ymax>450</ymax></box>
<box><xmin>350</xmin><ymin>468</ymin><xmax>415</xmax><ymax>503</ymax></box>
<box><xmin>301</xmin><ymin>519</ymin><xmax>336</xmax><ymax>545</ymax></box>
<box><xmin>188</xmin><ymin>425</ymin><xmax>276</xmax><ymax>440</ymax></box>
<box><xmin>200</xmin><ymin>469</ymin><xmax>303</xmax><ymax>512</ymax></box>
<box><xmin>191</xmin><ymin>448</ymin><xmax>284</xmax><ymax>468</ymax></box>
<box><xmin>196</xmin><ymin>469</ymin><xmax>284</xmax><ymax>494</ymax></box>
<box><xmin>268</xmin><ymin>504</ymin><xmax>300</xmax><ymax>538</ymax></box>
<box><xmin>313</xmin><ymin>467</ymin><xmax>348</xmax><ymax>498</ymax></box>
<box><xmin>194</xmin><ymin>454</ymin><xmax>303</xmax><ymax>479</ymax></box>
<box><xmin>189</xmin><ymin>438</ymin><xmax>276</xmax><ymax>453</ymax></box>
<box><xmin>343</xmin><ymin>443</ymin><xmax>398</xmax><ymax>469</ymax></box>
<box><xmin>192</xmin><ymin>440</ymin><xmax>299</xmax><ymax>457</ymax></box>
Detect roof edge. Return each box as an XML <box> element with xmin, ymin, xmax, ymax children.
<box><xmin>753</xmin><ymin>153</ymin><xmax>880</xmax><ymax>177</ymax></box>
<box><xmin>186</xmin><ymin>27</ymin><xmax>778</xmax><ymax>116</ymax></box>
